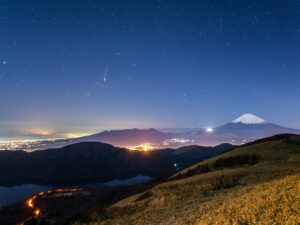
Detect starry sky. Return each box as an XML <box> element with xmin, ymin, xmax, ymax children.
<box><xmin>1</xmin><ymin>0</ymin><xmax>300</xmax><ymax>140</ymax></box>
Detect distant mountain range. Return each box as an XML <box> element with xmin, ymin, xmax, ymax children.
<box><xmin>31</xmin><ymin>128</ymin><xmax>174</xmax><ymax>151</ymax></box>
<box><xmin>1</xmin><ymin>113</ymin><xmax>299</xmax><ymax>151</ymax></box>
<box><xmin>0</xmin><ymin>142</ymin><xmax>233</xmax><ymax>186</ymax></box>
<box><xmin>30</xmin><ymin>113</ymin><xmax>300</xmax><ymax>150</ymax></box>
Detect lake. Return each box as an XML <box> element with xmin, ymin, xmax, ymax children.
<box><xmin>0</xmin><ymin>175</ymin><xmax>152</xmax><ymax>207</ymax></box>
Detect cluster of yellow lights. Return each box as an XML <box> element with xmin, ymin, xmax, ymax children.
<box><xmin>0</xmin><ymin>139</ymin><xmax>54</xmax><ymax>151</ymax></box>
<box><xmin>128</xmin><ymin>143</ymin><xmax>155</xmax><ymax>151</ymax></box>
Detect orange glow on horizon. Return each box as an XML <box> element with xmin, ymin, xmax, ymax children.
<box><xmin>64</xmin><ymin>132</ymin><xmax>92</xmax><ymax>138</ymax></box>
<box><xmin>22</xmin><ymin>129</ymin><xmax>53</xmax><ymax>136</ymax></box>
<box><xmin>128</xmin><ymin>143</ymin><xmax>156</xmax><ymax>151</ymax></box>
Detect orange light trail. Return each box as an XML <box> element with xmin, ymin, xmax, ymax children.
<box><xmin>20</xmin><ymin>188</ymin><xmax>82</xmax><ymax>225</ymax></box>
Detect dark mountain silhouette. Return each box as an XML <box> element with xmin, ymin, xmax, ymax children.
<box><xmin>79</xmin><ymin>128</ymin><xmax>173</xmax><ymax>146</ymax></box>
<box><xmin>0</xmin><ymin>142</ymin><xmax>233</xmax><ymax>186</ymax></box>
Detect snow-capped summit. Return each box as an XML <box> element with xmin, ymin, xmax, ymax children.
<box><xmin>232</xmin><ymin>113</ymin><xmax>266</xmax><ymax>124</ymax></box>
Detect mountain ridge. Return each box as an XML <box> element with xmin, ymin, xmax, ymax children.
<box><xmin>3</xmin><ymin>114</ymin><xmax>300</xmax><ymax>151</ymax></box>
<box><xmin>0</xmin><ymin>141</ymin><xmax>233</xmax><ymax>186</ymax></box>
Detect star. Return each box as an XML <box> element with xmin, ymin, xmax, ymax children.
<box><xmin>205</xmin><ymin>127</ymin><xmax>214</xmax><ymax>133</ymax></box>
<box><xmin>2</xmin><ymin>60</ymin><xmax>7</xmax><ymax>65</ymax></box>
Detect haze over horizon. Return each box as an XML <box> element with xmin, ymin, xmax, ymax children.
<box><xmin>0</xmin><ymin>113</ymin><xmax>298</xmax><ymax>141</ymax></box>
<box><xmin>1</xmin><ymin>0</ymin><xmax>300</xmax><ymax>140</ymax></box>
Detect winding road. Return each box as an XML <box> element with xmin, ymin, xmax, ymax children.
<box><xmin>20</xmin><ymin>188</ymin><xmax>82</xmax><ymax>225</ymax></box>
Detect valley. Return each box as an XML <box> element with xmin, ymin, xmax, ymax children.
<box><xmin>0</xmin><ymin>134</ymin><xmax>299</xmax><ymax>225</ymax></box>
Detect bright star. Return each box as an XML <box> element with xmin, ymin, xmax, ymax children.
<box><xmin>205</xmin><ymin>127</ymin><xmax>214</xmax><ymax>133</ymax></box>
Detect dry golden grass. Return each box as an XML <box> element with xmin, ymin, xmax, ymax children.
<box><xmin>172</xmin><ymin>139</ymin><xmax>300</xmax><ymax>178</ymax></box>
<box><xmin>196</xmin><ymin>173</ymin><xmax>300</xmax><ymax>225</ymax></box>
<box><xmin>70</xmin><ymin>137</ymin><xmax>300</xmax><ymax>225</ymax></box>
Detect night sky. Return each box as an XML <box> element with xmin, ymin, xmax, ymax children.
<box><xmin>1</xmin><ymin>0</ymin><xmax>300</xmax><ymax>140</ymax></box>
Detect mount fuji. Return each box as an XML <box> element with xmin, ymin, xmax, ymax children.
<box><xmin>190</xmin><ymin>113</ymin><xmax>300</xmax><ymax>145</ymax></box>
<box><xmin>232</xmin><ymin>113</ymin><xmax>266</xmax><ymax>124</ymax></box>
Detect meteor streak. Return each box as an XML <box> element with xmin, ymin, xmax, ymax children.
<box><xmin>103</xmin><ymin>66</ymin><xmax>108</xmax><ymax>82</ymax></box>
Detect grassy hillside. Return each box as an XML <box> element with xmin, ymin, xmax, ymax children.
<box><xmin>69</xmin><ymin>134</ymin><xmax>300</xmax><ymax>225</ymax></box>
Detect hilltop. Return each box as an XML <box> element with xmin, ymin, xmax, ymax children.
<box><xmin>69</xmin><ymin>134</ymin><xmax>300</xmax><ymax>225</ymax></box>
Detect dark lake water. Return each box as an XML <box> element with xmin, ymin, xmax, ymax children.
<box><xmin>0</xmin><ymin>184</ymin><xmax>50</xmax><ymax>207</ymax></box>
<box><xmin>0</xmin><ymin>175</ymin><xmax>152</xmax><ymax>207</ymax></box>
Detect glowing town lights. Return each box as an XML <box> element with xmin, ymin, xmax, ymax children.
<box><xmin>140</xmin><ymin>143</ymin><xmax>155</xmax><ymax>151</ymax></box>
<box><xmin>162</xmin><ymin>138</ymin><xmax>191</xmax><ymax>146</ymax></box>
<box><xmin>169</xmin><ymin>138</ymin><xmax>190</xmax><ymax>143</ymax></box>
<box><xmin>0</xmin><ymin>139</ymin><xmax>56</xmax><ymax>151</ymax></box>
<box><xmin>34</xmin><ymin>209</ymin><xmax>41</xmax><ymax>217</ymax></box>
<box><xmin>128</xmin><ymin>143</ymin><xmax>155</xmax><ymax>151</ymax></box>
<box><xmin>205</xmin><ymin>127</ymin><xmax>214</xmax><ymax>133</ymax></box>
<box><xmin>27</xmin><ymin>198</ymin><xmax>34</xmax><ymax>208</ymax></box>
